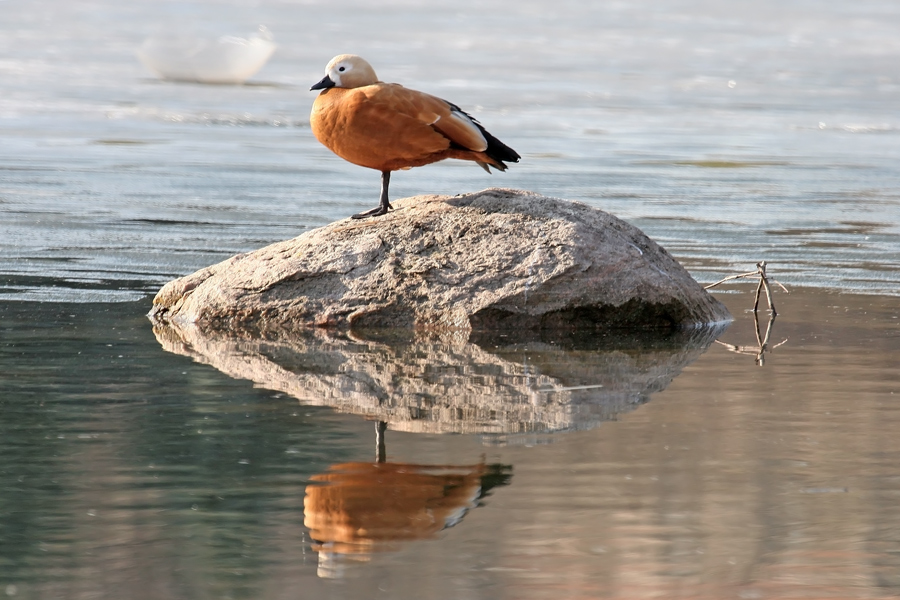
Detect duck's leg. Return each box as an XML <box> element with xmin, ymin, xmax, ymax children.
<box><xmin>351</xmin><ymin>170</ymin><xmax>393</xmax><ymax>219</ymax></box>
<box><xmin>375</xmin><ymin>421</ymin><xmax>386</xmax><ymax>463</ymax></box>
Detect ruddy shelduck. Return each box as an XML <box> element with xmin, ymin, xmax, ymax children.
<box><xmin>310</xmin><ymin>55</ymin><xmax>520</xmax><ymax>219</ymax></box>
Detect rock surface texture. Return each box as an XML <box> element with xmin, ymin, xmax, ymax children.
<box><xmin>150</xmin><ymin>188</ymin><xmax>731</xmax><ymax>332</ymax></box>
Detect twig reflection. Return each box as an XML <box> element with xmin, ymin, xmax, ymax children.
<box><xmin>715</xmin><ymin>311</ymin><xmax>788</xmax><ymax>366</ymax></box>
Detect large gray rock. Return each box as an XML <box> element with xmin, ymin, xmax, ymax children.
<box><xmin>149</xmin><ymin>188</ymin><xmax>731</xmax><ymax>333</ymax></box>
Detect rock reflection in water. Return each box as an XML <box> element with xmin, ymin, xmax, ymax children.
<box><xmin>152</xmin><ymin>322</ymin><xmax>725</xmax><ymax>436</ymax></box>
<box><xmin>304</xmin><ymin>452</ymin><xmax>511</xmax><ymax>578</ymax></box>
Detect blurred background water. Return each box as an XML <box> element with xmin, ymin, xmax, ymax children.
<box><xmin>1</xmin><ymin>0</ymin><xmax>899</xmax><ymax>300</ymax></box>
<box><xmin>1</xmin><ymin>0</ymin><xmax>899</xmax><ymax>598</ymax></box>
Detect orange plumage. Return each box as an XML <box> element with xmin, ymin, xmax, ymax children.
<box><xmin>310</xmin><ymin>55</ymin><xmax>520</xmax><ymax>218</ymax></box>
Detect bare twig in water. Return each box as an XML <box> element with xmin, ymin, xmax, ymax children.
<box><xmin>714</xmin><ymin>311</ymin><xmax>788</xmax><ymax>366</ymax></box>
<box><xmin>705</xmin><ymin>261</ymin><xmax>788</xmax><ymax>315</ymax></box>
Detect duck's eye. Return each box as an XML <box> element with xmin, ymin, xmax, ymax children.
<box><xmin>338</xmin><ymin>66</ymin><xmax>346</xmax><ymax>72</ymax></box>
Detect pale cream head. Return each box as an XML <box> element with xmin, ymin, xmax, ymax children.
<box><xmin>322</xmin><ymin>54</ymin><xmax>379</xmax><ymax>88</ymax></box>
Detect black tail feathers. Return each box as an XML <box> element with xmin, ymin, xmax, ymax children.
<box><xmin>481</xmin><ymin>127</ymin><xmax>520</xmax><ymax>171</ymax></box>
<box><xmin>446</xmin><ymin>101</ymin><xmax>520</xmax><ymax>171</ymax></box>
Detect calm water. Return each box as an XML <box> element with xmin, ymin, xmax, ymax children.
<box><xmin>2</xmin><ymin>290</ymin><xmax>900</xmax><ymax>599</ymax></box>
<box><xmin>2</xmin><ymin>0</ymin><xmax>900</xmax><ymax>598</ymax></box>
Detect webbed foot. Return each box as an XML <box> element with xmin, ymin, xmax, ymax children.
<box><xmin>351</xmin><ymin>202</ymin><xmax>393</xmax><ymax>219</ymax></box>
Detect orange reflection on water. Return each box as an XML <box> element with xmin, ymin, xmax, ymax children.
<box><xmin>304</xmin><ymin>460</ymin><xmax>510</xmax><ymax>578</ymax></box>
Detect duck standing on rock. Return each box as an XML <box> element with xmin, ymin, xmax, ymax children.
<box><xmin>310</xmin><ymin>54</ymin><xmax>520</xmax><ymax>219</ymax></box>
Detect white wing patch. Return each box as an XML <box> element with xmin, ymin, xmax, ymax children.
<box><xmin>448</xmin><ymin>109</ymin><xmax>488</xmax><ymax>151</ymax></box>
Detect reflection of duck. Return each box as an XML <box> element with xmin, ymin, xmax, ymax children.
<box><xmin>304</xmin><ymin>422</ymin><xmax>511</xmax><ymax>578</ymax></box>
